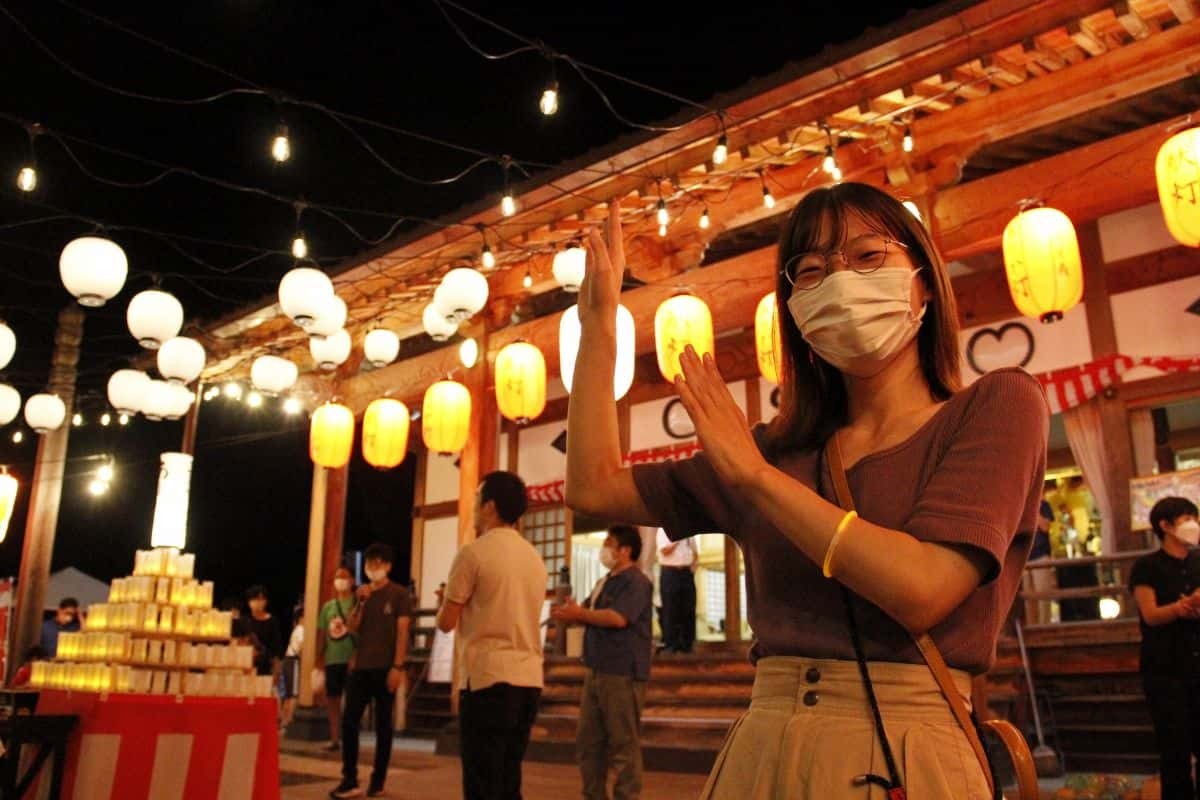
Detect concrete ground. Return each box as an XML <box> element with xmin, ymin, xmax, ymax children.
<box><xmin>278</xmin><ymin>737</ymin><xmax>709</xmax><ymax>800</ymax></box>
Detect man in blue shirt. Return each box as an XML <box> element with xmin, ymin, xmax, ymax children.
<box><xmin>40</xmin><ymin>597</ymin><xmax>80</xmax><ymax>658</ymax></box>
<box><xmin>552</xmin><ymin>524</ymin><xmax>653</xmax><ymax>800</ymax></box>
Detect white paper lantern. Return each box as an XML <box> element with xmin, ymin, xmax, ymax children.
<box><xmin>0</xmin><ymin>322</ymin><xmax>15</xmax><ymax>370</ymax></box>
<box><xmin>559</xmin><ymin>304</ymin><xmax>636</xmax><ymax>400</ymax></box>
<box><xmin>107</xmin><ymin>370</ymin><xmax>151</xmax><ymax>415</ymax></box>
<box><xmin>552</xmin><ymin>246</ymin><xmax>587</xmax><ymax>293</ymax></box>
<box><xmin>423</xmin><ymin>304</ymin><xmax>458</xmax><ymax>342</ymax></box>
<box><xmin>364</xmin><ymin>329</ymin><xmax>400</xmax><ymax>368</ymax></box>
<box><xmin>24</xmin><ymin>394</ymin><xmax>66</xmax><ymax>434</ymax></box>
<box><xmin>307</xmin><ymin>295</ymin><xmax>347</xmax><ymax>339</ymax></box>
<box><xmin>278</xmin><ymin>267</ymin><xmax>334</xmax><ymax>328</ymax></box>
<box><xmin>126</xmin><ymin>290</ymin><xmax>183</xmax><ymax>349</ymax></box>
<box><xmin>141</xmin><ymin>380</ymin><xmax>175</xmax><ymax>421</ymax></box>
<box><xmin>250</xmin><ymin>356</ymin><xmax>298</xmax><ymax>396</ymax></box>
<box><xmin>0</xmin><ymin>384</ymin><xmax>20</xmax><ymax>425</ymax></box>
<box><xmin>157</xmin><ymin>337</ymin><xmax>206</xmax><ymax>385</ymax></box>
<box><xmin>150</xmin><ymin>453</ymin><xmax>192</xmax><ymax>550</ymax></box>
<box><xmin>164</xmin><ymin>384</ymin><xmax>194</xmax><ymax>420</ymax></box>
<box><xmin>59</xmin><ymin>237</ymin><xmax>128</xmax><ymax>308</ymax></box>
<box><xmin>433</xmin><ymin>267</ymin><xmax>489</xmax><ymax>323</ymax></box>
<box><xmin>310</xmin><ymin>329</ymin><xmax>351</xmax><ymax>371</ymax></box>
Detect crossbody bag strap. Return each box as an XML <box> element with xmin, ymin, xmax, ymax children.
<box><xmin>824</xmin><ymin>434</ymin><xmax>996</xmax><ymax>798</ymax></box>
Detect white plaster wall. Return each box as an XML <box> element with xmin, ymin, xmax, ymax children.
<box><xmin>498</xmin><ymin>431</ymin><xmax>509</xmax><ymax>472</ymax></box>
<box><xmin>424</xmin><ymin>447</ymin><xmax>460</xmax><ymax>505</ymax></box>
<box><xmin>1113</xmin><ymin>273</ymin><xmax>1200</xmax><ymax>379</ymax></box>
<box><xmin>1098</xmin><ymin>202</ymin><xmax>1177</xmax><ymax>263</ymax></box>
<box><xmin>629</xmin><ymin>382</ymin><xmax>747</xmax><ymax>451</ymax></box>
<box><xmin>420</xmin><ymin>516</ymin><xmax>459</xmax><ymax>609</ymax></box>
<box><xmin>958</xmin><ymin>304</ymin><xmax>1093</xmax><ymax>385</ymax></box>
<box><xmin>513</xmin><ymin>420</ymin><xmax>567</xmax><ymax>487</ymax></box>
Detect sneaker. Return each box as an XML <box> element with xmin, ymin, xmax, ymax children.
<box><xmin>366</xmin><ymin>784</ymin><xmax>385</xmax><ymax>798</ymax></box>
<box><xmin>330</xmin><ymin>781</ymin><xmax>363</xmax><ymax>798</ymax></box>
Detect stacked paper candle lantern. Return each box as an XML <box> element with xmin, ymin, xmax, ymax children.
<box><xmin>30</xmin><ymin>547</ymin><xmax>273</xmax><ymax>699</ymax></box>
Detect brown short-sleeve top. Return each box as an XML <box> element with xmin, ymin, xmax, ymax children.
<box><xmin>631</xmin><ymin>368</ymin><xmax>1048</xmax><ymax>674</ymax></box>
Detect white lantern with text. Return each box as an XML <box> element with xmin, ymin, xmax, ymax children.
<box><xmin>150</xmin><ymin>452</ymin><xmax>193</xmax><ymax>550</ymax></box>
<box><xmin>126</xmin><ymin>290</ymin><xmax>183</xmax><ymax>349</ymax></box>
<box><xmin>423</xmin><ymin>304</ymin><xmax>458</xmax><ymax>342</ymax></box>
<box><xmin>164</xmin><ymin>384</ymin><xmax>194</xmax><ymax>421</ymax></box>
<box><xmin>0</xmin><ymin>384</ymin><xmax>20</xmax><ymax>426</ymax></box>
<box><xmin>552</xmin><ymin>246</ymin><xmax>587</xmax><ymax>293</ymax></box>
<box><xmin>364</xmin><ymin>329</ymin><xmax>400</xmax><ymax>368</ymax></box>
<box><xmin>433</xmin><ymin>267</ymin><xmax>489</xmax><ymax>323</ymax></box>
<box><xmin>278</xmin><ymin>267</ymin><xmax>334</xmax><ymax>329</ymax></box>
<box><xmin>559</xmin><ymin>304</ymin><xmax>635</xmax><ymax>400</ymax></box>
<box><xmin>141</xmin><ymin>380</ymin><xmax>175</xmax><ymax>422</ymax></box>
<box><xmin>250</xmin><ymin>356</ymin><xmax>298</xmax><ymax>396</ymax></box>
<box><xmin>24</xmin><ymin>394</ymin><xmax>65</xmax><ymax>434</ymax></box>
<box><xmin>107</xmin><ymin>370</ymin><xmax>151</xmax><ymax>415</ymax></box>
<box><xmin>0</xmin><ymin>322</ymin><xmax>14</xmax><ymax>370</ymax></box>
<box><xmin>157</xmin><ymin>337</ymin><xmax>206</xmax><ymax>385</ymax></box>
<box><xmin>59</xmin><ymin>237</ymin><xmax>128</xmax><ymax>308</ymax></box>
<box><xmin>310</xmin><ymin>329</ymin><xmax>351</xmax><ymax>371</ymax></box>
<box><xmin>307</xmin><ymin>295</ymin><xmax>347</xmax><ymax>339</ymax></box>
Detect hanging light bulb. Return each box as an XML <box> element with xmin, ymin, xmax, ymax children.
<box><xmin>539</xmin><ymin>81</ymin><xmax>559</xmax><ymax>116</ymax></box>
<box><xmin>72</xmin><ymin>413</ymin><xmax>83</xmax><ymax>427</ymax></box>
<box><xmin>283</xmin><ymin>396</ymin><xmax>302</xmax><ymax>415</ymax></box>
<box><xmin>760</xmin><ymin>172</ymin><xmax>776</xmax><ymax>209</ymax></box>
<box><xmin>522</xmin><ymin>269</ymin><xmax>532</xmax><ymax>289</ymax></box>
<box><xmin>712</xmin><ymin>134</ymin><xmax>728</xmax><ymax>166</ymax></box>
<box><xmin>481</xmin><ymin>243</ymin><xmax>495</xmax><ymax>270</ymax></box>
<box><xmin>291</xmin><ymin>232</ymin><xmax>308</xmax><ymax>260</ymax></box>
<box><xmin>459</xmin><ymin>337</ymin><xmax>479</xmax><ymax>369</ymax></box>
<box><xmin>223</xmin><ymin>382</ymin><xmax>242</xmax><ymax>400</ymax></box>
<box><xmin>658</xmin><ymin>224</ymin><xmax>668</xmax><ymax>237</ymax></box>
<box><xmin>822</xmin><ymin>146</ymin><xmax>836</xmax><ymax>174</ymax></box>
<box><xmin>246</xmin><ymin>391</ymin><xmax>263</xmax><ymax>408</ymax></box>
<box><xmin>97</xmin><ymin>463</ymin><xmax>114</xmax><ymax>483</ymax></box>
<box><xmin>11</xmin><ymin>431</ymin><xmax>22</xmax><ymax>444</ymax></box>
<box><xmin>699</xmin><ymin>208</ymin><xmax>711</xmax><ymax>230</ymax></box>
<box><xmin>501</xmin><ymin>192</ymin><xmax>517</xmax><ymax>217</ymax></box>
<box><xmin>271</xmin><ymin>123</ymin><xmax>290</xmax><ymax>163</ymax></box>
<box><xmin>656</xmin><ymin>198</ymin><xmax>669</xmax><ymax>227</ymax></box>
<box><xmin>118</xmin><ymin>413</ymin><xmax>129</xmax><ymax>426</ymax></box>
<box><xmin>17</xmin><ymin>166</ymin><xmax>36</xmax><ymax>193</ymax></box>
<box><xmin>100</xmin><ymin>412</ymin><xmax>111</xmax><ymax>427</ymax></box>
<box><xmin>88</xmin><ymin>479</ymin><xmax>108</xmax><ymax>497</ymax></box>
<box><xmin>902</xmin><ymin>125</ymin><xmax>914</xmax><ymax>153</ymax></box>
<box><xmin>832</xmin><ymin>164</ymin><xmax>843</xmax><ymax>182</ymax></box>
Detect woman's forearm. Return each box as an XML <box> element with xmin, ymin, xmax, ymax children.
<box><xmin>565</xmin><ymin>323</ymin><xmax>622</xmax><ymax>511</ymax></box>
<box><xmin>741</xmin><ymin>464</ymin><xmax>986</xmax><ymax>633</ymax></box>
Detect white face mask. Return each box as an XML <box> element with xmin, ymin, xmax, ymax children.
<box><xmin>599</xmin><ymin>546</ymin><xmax>618</xmax><ymax>570</ymax></box>
<box><xmin>786</xmin><ymin>268</ymin><xmax>925</xmax><ymax>378</ymax></box>
<box><xmin>365</xmin><ymin>567</ymin><xmax>388</xmax><ymax>583</ymax></box>
<box><xmin>333</xmin><ymin>578</ymin><xmax>351</xmax><ymax>593</ymax></box>
<box><xmin>1173</xmin><ymin>520</ymin><xmax>1200</xmax><ymax>547</ymax></box>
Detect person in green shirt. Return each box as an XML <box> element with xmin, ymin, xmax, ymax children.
<box><xmin>318</xmin><ymin>566</ymin><xmax>357</xmax><ymax>751</ymax></box>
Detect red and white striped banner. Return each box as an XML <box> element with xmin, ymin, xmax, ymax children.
<box><xmin>1036</xmin><ymin>354</ymin><xmax>1200</xmax><ymax>414</ymax></box>
<box><xmin>526</xmin><ymin>440</ymin><xmax>702</xmax><ymax>506</ymax></box>
<box><xmin>30</xmin><ymin>690</ymin><xmax>280</xmax><ymax>800</ymax></box>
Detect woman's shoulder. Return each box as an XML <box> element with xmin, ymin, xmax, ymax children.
<box><xmin>952</xmin><ymin>368</ymin><xmax>1047</xmax><ymax>418</ymax></box>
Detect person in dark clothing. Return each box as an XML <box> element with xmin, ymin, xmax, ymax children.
<box><xmin>1130</xmin><ymin>496</ymin><xmax>1200</xmax><ymax>800</ymax></box>
<box><xmin>40</xmin><ymin>597</ymin><xmax>80</xmax><ymax>658</ymax></box>
<box><xmin>240</xmin><ymin>585</ymin><xmax>284</xmax><ymax>679</ymax></box>
<box><xmin>331</xmin><ymin>543</ymin><xmax>412</xmax><ymax>799</ymax></box>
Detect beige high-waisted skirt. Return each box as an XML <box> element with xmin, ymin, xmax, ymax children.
<box><xmin>700</xmin><ymin>656</ymin><xmax>992</xmax><ymax>799</ymax></box>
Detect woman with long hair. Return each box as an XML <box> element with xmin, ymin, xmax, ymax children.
<box><xmin>565</xmin><ymin>183</ymin><xmax>1048</xmax><ymax>798</ymax></box>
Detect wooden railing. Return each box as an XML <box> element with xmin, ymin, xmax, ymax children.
<box><xmin>1019</xmin><ymin>549</ymin><xmax>1156</xmax><ymax>628</ymax></box>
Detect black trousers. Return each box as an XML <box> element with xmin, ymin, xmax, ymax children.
<box><xmin>1144</xmin><ymin>673</ymin><xmax>1200</xmax><ymax>800</ymax></box>
<box><xmin>459</xmin><ymin>682</ymin><xmax>541</xmax><ymax>800</ymax></box>
<box><xmin>660</xmin><ymin>566</ymin><xmax>696</xmax><ymax>653</ymax></box>
<box><xmin>341</xmin><ymin>668</ymin><xmax>395</xmax><ymax>787</ymax></box>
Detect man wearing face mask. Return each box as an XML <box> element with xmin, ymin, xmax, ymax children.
<box><xmin>1130</xmin><ymin>496</ymin><xmax>1200</xmax><ymax>799</ymax></box>
<box><xmin>331</xmin><ymin>544</ymin><xmax>411</xmax><ymax>799</ymax></box>
<box><xmin>318</xmin><ymin>565</ymin><xmax>357</xmax><ymax>753</ymax></box>
<box><xmin>552</xmin><ymin>524</ymin><xmax>653</xmax><ymax>800</ymax></box>
<box><xmin>436</xmin><ymin>470</ymin><xmax>547</xmax><ymax>800</ymax></box>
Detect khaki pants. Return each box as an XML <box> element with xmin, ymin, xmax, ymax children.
<box><xmin>577</xmin><ymin>669</ymin><xmax>647</xmax><ymax>800</ymax></box>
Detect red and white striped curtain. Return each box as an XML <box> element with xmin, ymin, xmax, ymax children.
<box><xmin>1037</xmin><ymin>354</ymin><xmax>1200</xmax><ymax>415</ymax></box>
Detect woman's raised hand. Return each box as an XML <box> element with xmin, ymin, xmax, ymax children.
<box><xmin>579</xmin><ymin>200</ymin><xmax>625</xmax><ymax>328</ymax></box>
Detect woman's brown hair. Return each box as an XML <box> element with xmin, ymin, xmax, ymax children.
<box><xmin>764</xmin><ymin>182</ymin><xmax>962</xmax><ymax>455</ymax></box>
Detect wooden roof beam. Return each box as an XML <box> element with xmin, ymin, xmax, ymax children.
<box><xmin>1168</xmin><ymin>0</ymin><xmax>1199</xmax><ymax>22</ymax></box>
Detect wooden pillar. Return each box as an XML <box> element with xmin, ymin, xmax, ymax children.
<box><xmin>409</xmin><ymin>448</ymin><xmax>428</xmax><ymax>604</ymax></box>
<box><xmin>1079</xmin><ymin>220</ymin><xmax>1135</xmax><ymax>551</ymax></box>
<box><xmin>11</xmin><ymin>305</ymin><xmax>83</xmax><ymax>681</ymax></box>
<box><xmin>320</xmin><ymin>464</ymin><xmax>349</xmax><ymax>603</ymax></box>
<box><xmin>299</xmin><ymin>465</ymin><xmax>328</xmax><ymax>707</ymax></box>
<box><xmin>456</xmin><ymin>327</ymin><xmax>498</xmax><ymax>548</ymax></box>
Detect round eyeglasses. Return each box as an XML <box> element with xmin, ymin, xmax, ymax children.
<box><xmin>781</xmin><ymin>234</ymin><xmax>909</xmax><ymax>290</ymax></box>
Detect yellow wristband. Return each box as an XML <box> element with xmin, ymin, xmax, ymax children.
<box><xmin>822</xmin><ymin>510</ymin><xmax>858</xmax><ymax>579</ymax></box>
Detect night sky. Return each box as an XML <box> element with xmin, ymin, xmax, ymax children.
<box><xmin>0</xmin><ymin>0</ymin><xmax>946</xmax><ymax>623</ymax></box>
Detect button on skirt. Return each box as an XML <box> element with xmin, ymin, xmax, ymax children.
<box><xmin>700</xmin><ymin>656</ymin><xmax>991</xmax><ymax>799</ymax></box>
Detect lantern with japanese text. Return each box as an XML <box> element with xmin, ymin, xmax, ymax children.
<box><xmin>1156</xmin><ymin>126</ymin><xmax>1200</xmax><ymax>247</ymax></box>
<box><xmin>495</xmin><ymin>341</ymin><xmax>546</xmax><ymax>424</ymax></box>
<box><xmin>363</xmin><ymin>398</ymin><xmax>410</xmax><ymax>469</ymax></box>
<box><xmin>654</xmin><ymin>293</ymin><xmax>714</xmax><ymax>382</ymax></box>
<box><xmin>422</xmin><ymin>380</ymin><xmax>470</xmax><ymax>455</ymax></box>
<box><xmin>310</xmin><ymin>402</ymin><xmax>354</xmax><ymax>468</ymax></box>
<box><xmin>755</xmin><ymin>292</ymin><xmax>783</xmax><ymax>384</ymax></box>
<box><xmin>1002</xmin><ymin>206</ymin><xmax>1083</xmax><ymax>324</ymax></box>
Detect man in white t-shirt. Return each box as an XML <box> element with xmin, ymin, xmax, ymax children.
<box><xmin>656</xmin><ymin>528</ymin><xmax>697</xmax><ymax>654</ymax></box>
<box><xmin>436</xmin><ymin>471</ymin><xmax>547</xmax><ymax>800</ymax></box>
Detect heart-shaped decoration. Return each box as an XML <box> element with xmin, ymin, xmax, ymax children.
<box><xmin>661</xmin><ymin>398</ymin><xmax>696</xmax><ymax>440</ymax></box>
<box><xmin>966</xmin><ymin>322</ymin><xmax>1035</xmax><ymax>376</ymax></box>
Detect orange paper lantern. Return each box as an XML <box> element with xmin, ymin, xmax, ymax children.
<box><xmin>309</xmin><ymin>403</ymin><xmax>354</xmax><ymax>468</ymax></box>
<box><xmin>1002</xmin><ymin>206</ymin><xmax>1084</xmax><ymax>324</ymax></box>
<box><xmin>754</xmin><ymin>292</ymin><xmax>783</xmax><ymax>384</ymax></box>
<box><xmin>1156</xmin><ymin>126</ymin><xmax>1200</xmax><ymax>247</ymax></box>
<box><xmin>654</xmin><ymin>293</ymin><xmax>714</xmax><ymax>382</ymax></box>
<box><xmin>362</xmin><ymin>398</ymin><xmax>410</xmax><ymax>469</ymax></box>
<box><xmin>495</xmin><ymin>341</ymin><xmax>546</xmax><ymax>424</ymax></box>
<box><xmin>423</xmin><ymin>380</ymin><xmax>470</xmax><ymax>455</ymax></box>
